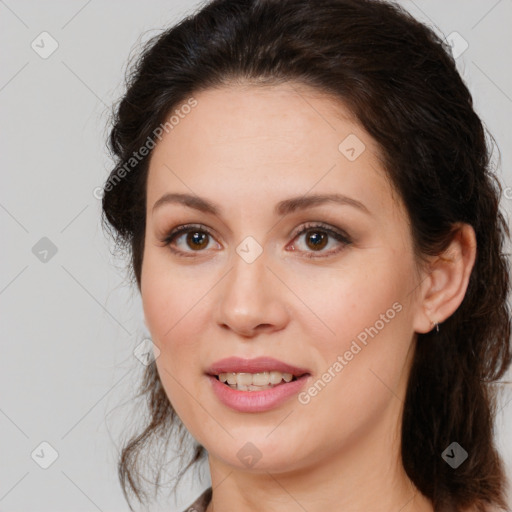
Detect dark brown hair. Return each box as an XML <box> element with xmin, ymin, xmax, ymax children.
<box><xmin>101</xmin><ymin>0</ymin><xmax>512</xmax><ymax>510</ymax></box>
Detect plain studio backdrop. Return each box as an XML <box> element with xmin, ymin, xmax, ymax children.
<box><xmin>1</xmin><ymin>1</ymin><xmax>511</xmax><ymax>511</ymax></box>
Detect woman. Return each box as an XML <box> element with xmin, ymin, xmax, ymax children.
<box><xmin>101</xmin><ymin>0</ymin><xmax>511</xmax><ymax>510</ymax></box>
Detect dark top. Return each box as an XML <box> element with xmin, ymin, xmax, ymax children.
<box><xmin>181</xmin><ymin>487</ymin><xmax>212</xmax><ymax>512</ymax></box>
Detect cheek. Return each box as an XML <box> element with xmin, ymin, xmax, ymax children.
<box><xmin>292</xmin><ymin>266</ymin><xmax>414</xmax><ymax>440</ymax></box>
<box><xmin>141</xmin><ymin>249</ymin><xmax>186</xmax><ymax>352</ymax></box>
<box><xmin>140</xmin><ymin>255</ymin><xmax>207</xmax><ymax>424</ymax></box>
<box><xmin>292</xmin><ymin>253</ymin><xmax>412</xmax><ymax>344</ymax></box>
<box><xmin>295</xmin><ymin>253</ymin><xmax>416</xmax><ymax>404</ymax></box>
<box><xmin>140</xmin><ymin>249</ymin><xmax>213</xmax><ymax>364</ymax></box>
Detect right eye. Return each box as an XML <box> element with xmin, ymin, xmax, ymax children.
<box><xmin>162</xmin><ymin>224</ymin><xmax>221</xmax><ymax>257</ymax></box>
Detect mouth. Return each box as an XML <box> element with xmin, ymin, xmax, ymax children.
<box><xmin>211</xmin><ymin>371</ymin><xmax>308</xmax><ymax>391</ymax></box>
<box><xmin>206</xmin><ymin>369</ymin><xmax>311</xmax><ymax>413</ymax></box>
<box><xmin>205</xmin><ymin>356</ymin><xmax>311</xmax><ymax>392</ymax></box>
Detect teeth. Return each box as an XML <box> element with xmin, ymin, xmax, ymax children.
<box><xmin>217</xmin><ymin>371</ymin><xmax>295</xmax><ymax>390</ymax></box>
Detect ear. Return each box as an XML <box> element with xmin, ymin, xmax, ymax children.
<box><xmin>413</xmin><ymin>223</ymin><xmax>477</xmax><ymax>334</ymax></box>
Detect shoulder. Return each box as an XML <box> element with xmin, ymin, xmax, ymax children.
<box><xmin>181</xmin><ymin>487</ymin><xmax>212</xmax><ymax>512</ymax></box>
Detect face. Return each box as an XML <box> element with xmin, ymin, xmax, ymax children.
<box><xmin>141</xmin><ymin>83</ymin><xmax>424</xmax><ymax>475</ymax></box>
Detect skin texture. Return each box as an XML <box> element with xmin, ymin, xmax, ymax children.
<box><xmin>140</xmin><ymin>83</ymin><xmax>477</xmax><ymax>512</ymax></box>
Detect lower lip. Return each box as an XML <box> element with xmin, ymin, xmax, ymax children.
<box><xmin>207</xmin><ymin>374</ymin><xmax>310</xmax><ymax>413</ymax></box>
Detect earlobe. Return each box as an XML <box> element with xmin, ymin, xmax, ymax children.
<box><xmin>413</xmin><ymin>223</ymin><xmax>477</xmax><ymax>334</ymax></box>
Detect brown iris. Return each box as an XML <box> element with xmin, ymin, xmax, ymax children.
<box><xmin>187</xmin><ymin>231</ymin><xmax>209</xmax><ymax>250</ymax></box>
<box><xmin>305</xmin><ymin>229</ymin><xmax>328</xmax><ymax>251</ymax></box>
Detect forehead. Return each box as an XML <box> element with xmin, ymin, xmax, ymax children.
<box><xmin>151</xmin><ymin>82</ymin><xmax>371</xmax><ymax>166</ymax></box>
<box><xmin>146</xmin><ymin>83</ymin><xmax>404</xmax><ymax>224</ymax></box>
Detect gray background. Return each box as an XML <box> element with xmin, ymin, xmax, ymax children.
<box><xmin>1</xmin><ymin>0</ymin><xmax>511</xmax><ymax>511</ymax></box>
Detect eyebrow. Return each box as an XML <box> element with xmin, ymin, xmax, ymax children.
<box><xmin>152</xmin><ymin>192</ymin><xmax>371</xmax><ymax>217</ymax></box>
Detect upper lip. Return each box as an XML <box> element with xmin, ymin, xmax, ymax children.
<box><xmin>206</xmin><ymin>356</ymin><xmax>311</xmax><ymax>377</ymax></box>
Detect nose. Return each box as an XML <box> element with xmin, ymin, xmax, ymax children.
<box><xmin>214</xmin><ymin>247</ymin><xmax>290</xmax><ymax>338</ymax></box>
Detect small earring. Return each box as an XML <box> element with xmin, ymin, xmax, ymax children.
<box><xmin>431</xmin><ymin>319</ymin><xmax>440</xmax><ymax>333</ymax></box>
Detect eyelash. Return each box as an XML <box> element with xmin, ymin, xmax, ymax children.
<box><xmin>161</xmin><ymin>222</ymin><xmax>352</xmax><ymax>259</ymax></box>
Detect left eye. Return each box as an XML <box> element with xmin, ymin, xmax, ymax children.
<box><xmin>288</xmin><ymin>223</ymin><xmax>352</xmax><ymax>258</ymax></box>
<box><xmin>161</xmin><ymin>222</ymin><xmax>352</xmax><ymax>258</ymax></box>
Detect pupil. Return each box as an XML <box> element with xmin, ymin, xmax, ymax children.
<box><xmin>187</xmin><ymin>231</ymin><xmax>208</xmax><ymax>250</ymax></box>
<box><xmin>307</xmin><ymin>230</ymin><xmax>327</xmax><ymax>250</ymax></box>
